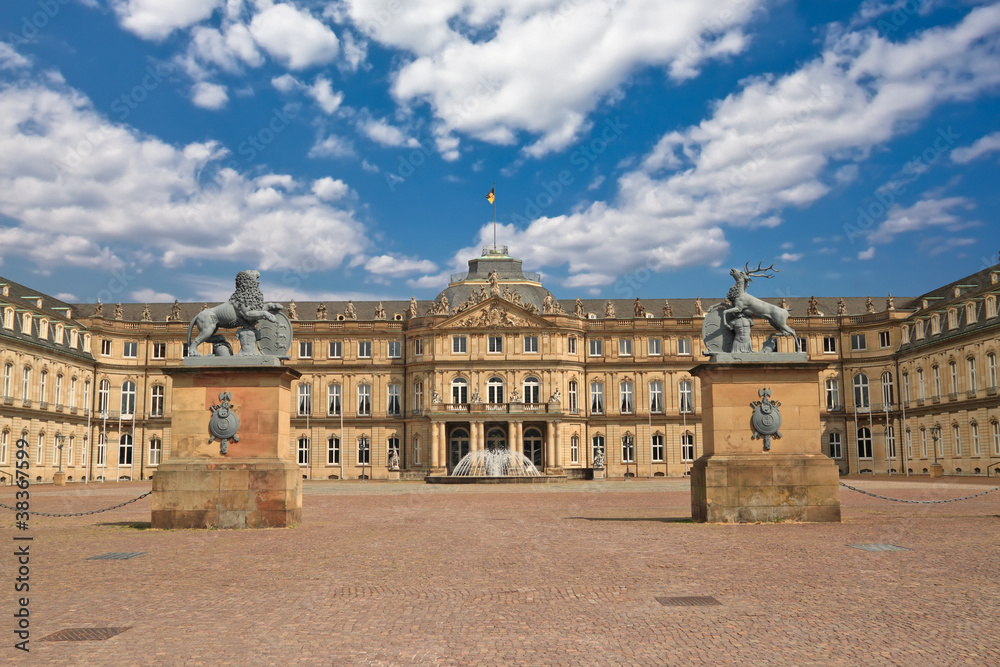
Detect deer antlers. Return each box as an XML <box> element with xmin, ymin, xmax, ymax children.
<box><xmin>743</xmin><ymin>261</ymin><xmax>780</xmax><ymax>278</ymax></box>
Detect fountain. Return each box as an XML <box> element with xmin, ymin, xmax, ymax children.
<box><xmin>425</xmin><ymin>447</ymin><xmax>564</xmax><ymax>484</ymax></box>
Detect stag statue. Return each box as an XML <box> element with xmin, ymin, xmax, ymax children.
<box><xmin>722</xmin><ymin>262</ymin><xmax>798</xmax><ymax>345</ymax></box>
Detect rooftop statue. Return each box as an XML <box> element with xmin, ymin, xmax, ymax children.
<box><xmin>185</xmin><ymin>270</ymin><xmax>288</xmax><ymax>359</ymax></box>
<box><xmin>575</xmin><ymin>297</ymin><xmax>585</xmax><ymax>317</ymax></box>
<box><xmin>374</xmin><ymin>301</ymin><xmax>387</xmax><ymax>320</ymax></box>
<box><xmin>634</xmin><ymin>298</ymin><xmax>645</xmax><ymax>317</ymax></box>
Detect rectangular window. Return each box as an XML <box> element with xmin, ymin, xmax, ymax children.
<box><xmin>570</xmin><ymin>435</ymin><xmax>579</xmax><ymax>464</ymax></box>
<box><xmin>972</xmin><ymin>422</ymin><xmax>981</xmax><ymax>456</ymax></box>
<box><xmin>850</xmin><ymin>334</ymin><xmax>866</xmax><ymax>351</ymax></box>
<box><xmin>825</xmin><ymin>379</ymin><xmax>839</xmax><ymax>410</ymax></box>
<box><xmin>357</xmin><ymin>436</ymin><xmax>371</xmax><ymax>465</ymax></box>
<box><xmin>797</xmin><ymin>337</ymin><xmax>807</xmax><ymax>354</ymax></box>
<box><xmin>588</xmin><ymin>339</ymin><xmax>602</xmax><ymax>357</ymax></box>
<box><xmin>619</xmin><ymin>381</ymin><xmax>633</xmax><ymax>414</ymax></box>
<box><xmin>357</xmin><ymin>384</ymin><xmax>371</xmax><ymax>416</ymax></box>
<box><xmin>388</xmin><ymin>341</ymin><xmax>401</xmax><ymax>359</ymax></box>
<box><xmin>621</xmin><ymin>435</ymin><xmax>635</xmax><ymax>463</ymax></box>
<box><xmin>649</xmin><ymin>381</ymin><xmax>663</xmax><ymax>413</ymax></box>
<box><xmin>327</xmin><ymin>436</ymin><xmax>340</xmax><ymax>465</ymax></box>
<box><xmin>878</xmin><ymin>330</ymin><xmax>890</xmax><ymax>348</ymax></box>
<box><xmin>329</xmin><ymin>341</ymin><xmax>342</xmax><ymax>358</ymax></box>
<box><xmin>0</xmin><ymin>430</ymin><xmax>7</xmax><ymax>465</ymax></box>
<box><xmin>568</xmin><ymin>381</ymin><xmax>578</xmax><ymax>413</ymax></box>
<box><xmin>299</xmin><ymin>341</ymin><xmax>313</xmax><ymax>359</ymax></box>
<box><xmin>298</xmin><ymin>383</ymin><xmax>311</xmax><ymax>416</ymax></box>
<box><xmin>968</xmin><ymin>358</ymin><xmax>977</xmax><ymax>392</ymax></box>
<box><xmin>592</xmin><ymin>434</ymin><xmax>605</xmax><ymax>464</ymax></box>
<box><xmin>823</xmin><ymin>336</ymin><xmax>837</xmax><ymax>353</ymax></box>
<box><xmin>413</xmin><ymin>382</ymin><xmax>423</xmax><ymax>413</ymax></box>
<box><xmin>152</xmin><ymin>342</ymin><xmax>166</xmax><ymax>359</ymax></box>
<box><xmin>681</xmin><ymin>433</ymin><xmax>694</xmax><ymax>462</ymax></box>
<box><xmin>452</xmin><ymin>336</ymin><xmax>467</xmax><ymax>353</ymax></box>
<box><xmin>953</xmin><ymin>424</ymin><xmax>962</xmax><ymax>456</ymax></box>
<box><xmin>36</xmin><ymin>434</ymin><xmax>44</xmax><ymax>465</ymax></box>
<box><xmin>933</xmin><ymin>367</ymin><xmax>941</xmax><ymax>397</ymax></box>
<box><xmin>648</xmin><ymin>338</ymin><xmax>662</xmax><ymax>356</ymax></box>
<box><xmin>524</xmin><ymin>335</ymin><xmax>539</xmax><ymax>353</ymax></box>
<box><xmin>990</xmin><ymin>354</ymin><xmax>998</xmax><ymax>388</ymax></box>
<box><xmin>905</xmin><ymin>430</ymin><xmax>913</xmax><ymax>459</ymax></box>
<box><xmin>829</xmin><ymin>433</ymin><xmax>842</xmax><ymax>459</ymax></box>
<box><xmin>950</xmin><ymin>362</ymin><xmax>958</xmax><ymax>395</ymax></box>
<box><xmin>101</xmin><ymin>339</ymin><xmax>112</xmax><ymax>356</ymax></box>
<box><xmin>149</xmin><ymin>439</ymin><xmax>161</xmax><ymax>466</ymax></box>
<box><xmin>652</xmin><ymin>434</ymin><xmax>664</xmax><ymax>462</ymax></box>
<box><xmin>568</xmin><ymin>337</ymin><xmax>577</xmax><ymax>354</ymax></box>
<box><xmin>413</xmin><ymin>338</ymin><xmax>423</xmax><ymax>356</ymax></box>
<box><xmin>182</xmin><ymin>343</ymin><xmax>190</xmax><ymax>357</ymax></box>
<box><xmin>987</xmin><ymin>297</ymin><xmax>997</xmax><ymax>318</ymax></box>
<box><xmin>677</xmin><ymin>337</ymin><xmax>691</xmax><ymax>356</ymax></box>
<box><xmin>123</xmin><ymin>341</ymin><xmax>138</xmax><ymax>358</ymax></box>
<box><xmin>993</xmin><ymin>422</ymin><xmax>1000</xmax><ymax>456</ymax></box>
<box><xmin>358</xmin><ymin>341</ymin><xmax>372</xmax><ymax>358</ymax></box>
<box><xmin>679</xmin><ymin>380</ymin><xmax>693</xmax><ymax>414</ymax></box>
<box><xmin>589</xmin><ymin>382</ymin><xmax>604</xmax><ymax>414</ymax></box>
<box><xmin>618</xmin><ymin>339</ymin><xmax>632</xmax><ymax>356</ymax></box>
<box><xmin>488</xmin><ymin>336</ymin><xmax>503</xmax><ymax>353</ymax></box>
<box><xmin>297</xmin><ymin>437</ymin><xmax>309</xmax><ymax>466</ymax></box>
<box><xmin>150</xmin><ymin>385</ymin><xmax>164</xmax><ymax>417</ymax></box>
<box><xmin>327</xmin><ymin>384</ymin><xmax>341</xmax><ymax>416</ymax></box>
<box><xmin>388</xmin><ymin>384</ymin><xmax>401</xmax><ymax>416</ymax></box>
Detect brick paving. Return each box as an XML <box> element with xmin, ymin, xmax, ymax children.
<box><xmin>2</xmin><ymin>476</ymin><xmax>999</xmax><ymax>666</ymax></box>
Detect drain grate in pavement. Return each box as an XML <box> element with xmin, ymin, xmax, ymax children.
<box><xmin>849</xmin><ymin>543</ymin><xmax>911</xmax><ymax>552</ymax></box>
<box><xmin>87</xmin><ymin>552</ymin><xmax>147</xmax><ymax>560</ymax></box>
<box><xmin>41</xmin><ymin>628</ymin><xmax>131</xmax><ymax>642</ymax></box>
<box><xmin>656</xmin><ymin>596</ymin><xmax>721</xmax><ymax>607</ymax></box>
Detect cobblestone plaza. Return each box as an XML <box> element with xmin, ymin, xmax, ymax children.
<box><xmin>5</xmin><ymin>476</ymin><xmax>999</xmax><ymax>665</ymax></box>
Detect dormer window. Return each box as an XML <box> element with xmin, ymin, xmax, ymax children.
<box><xmin>987</xmin><ymin>295</ymin><xmax>997</xmax><ymax>319</ymax></box>
<box><xmin>931</xmin><ymin>314</ymin><xmax>940</xmax><ymax>335</ymax></box>
<box><xmin>947</xmin><ymin>309</ymin><xmax>958</xmax><ymax>329</ymax></box>
<box><xmin>39</xmin><ymin>319</ymin><xmax>48</xmax><ymax>340</ymax></box>
<box><xmin>915</xmin><ymin>320</ymin><xmax>925</xmax><ymax>339</ymax></box>
<box><xmin>966</xmin><ymin>302</ymin><xmax>977</xmax><ymax>324</ymax></box>
<box><xmin>3</xmin><ymin>308</ymin><xmax>12</xmax><ymax>329</ymax></box>
<box><xmin>55</xmin><ymin>325</ymin><xmax>63</xmax><ymax>344</ymax></box>
<box><xmin>21</xmin><ymin>313</ymin><xmax>31</xmax><ymax>334</ymax></box>
<box><xmin>901</xmin><ymin>326</ymin><xmax>910</xmax><ymax>344</ymax></box>
<box><xmin>70</xmin><ymin>329</ymin><xmax>78</xmax><ymax>349</ymax></box>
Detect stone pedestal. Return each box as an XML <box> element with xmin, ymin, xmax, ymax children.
<box><xmin>152</xmin><ymin>365</ymin><xmax>302</xmax><ymax>529</ymax></box>
<box><xmin>387</xmin><ymin>470</ymin><xmax>401</xmax><ymax>481</ymax></box>
<box><xmin>592</xmin><ymin>468</ymin><xmax>605</xmax><ymax>480</ymax></box>
<box><xmin>52</xmin><ymin>472</ymin><xmax>66</xmax><ymax>486</ymax></box>
<box><xmin>929</xmin><ymin>463</ymin><xmax>944</xmax><ymax>478</ymax></box>
<box><xmin>690</xmin><ymin>362</ymin><xmax>841</xmax><ymax>523</ymax></box>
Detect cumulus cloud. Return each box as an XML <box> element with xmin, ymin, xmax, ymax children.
<box><xmin>131</xmin><ymin>287</ymin><xmax>176</xmax><ymax>302</ymax></box>
<box><xmin>112</xmin><ymin>0</ymin><xmax>221</xmax><ymax>40</ymax></box>
<box><xmin>951</xmin><ymin>131</ymin><xmax>1000</xmax><ymax>164</ymax></box>
<box><xmin>470</xmin><ymin>6</ymin><xmax>1000</xmax><ymax>285</ymax></box>
<box><xmin>858</xmin><ymin>246</ymin><xmax>876</xmax><ymax>260</ymax></box>
<box><xmin>308</xmin><ymin>76</ymin><xmax>344</xmax><ymax>114</ymax></box>
<box><xmin>309</xmin><ymin>133</ymin><xmax>355</xmax><ymax>158</ymax></box>
<box><xmin>312</xmin><ymin>177</ymin><xmax>350</xmax><ymax>201</ymax></box>
<box><xmin>191</xmin><ymin>81</ymin><xmax>229</xmax><ymax>109</ymax></box>
<box><xmin>0</xmin><ymin>43</ymin><xmax>30</xmax><ymax>70</ymax></box>
<box><xmin>249</xmin><ymin>3</ymin><xmax>339</xmax><ymax>69</ymax></box>
<box><xmin>364</xmin><ymin>254</ymin><xmax>438</xmax><ymax>278</ymax></box>
<box><xmin>358</xmin><ymin>116</ymin><xmax>417</xmax><ymax>147</ymax></box>
<box><xmin>867</xmin><ymin>197</ymin><xmax>977</xmax><ymax>244</ymax></box>
<box><xmin>335</xmin><ymin>0</ymin><xmax>765</xmax><ymax>157</ymax></box>
<box><xmin>0</xmin><ymin>76</ymin><xmax>370</xmax><ymax>275</ymax></box>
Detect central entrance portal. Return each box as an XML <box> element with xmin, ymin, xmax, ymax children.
<box><xmin>523</xmin><ymin>427</ymin><xmax>543</xmax><ymax>468</ymax></box>
<box><xmin>486</xmin><ymin>427</ymin><xmax>506</xmax><ymax>451</ymax></box>
<box><xmin>449</xmin><ymin>428</ymin><xmax>470</xmax><ymax>471</ymax></box>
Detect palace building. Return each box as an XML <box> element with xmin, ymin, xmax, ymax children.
<box><xmin>2</xmin><ymin>247</ymin><xmax>999</xmax><ymax>484</ymax></box>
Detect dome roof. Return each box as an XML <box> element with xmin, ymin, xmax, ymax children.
<box><xmin>435</xmin><ymin>246</ymin><xmax>554</xmax><ymax>311</ymax></box>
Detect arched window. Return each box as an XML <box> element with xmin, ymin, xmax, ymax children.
<box><xmin>881</xmin><ymin>371</ymin><xmax>894</xmax><ymax>408</ymax></box>
<box><xmin>886</xmin><ymin>425</ymin><xmax>896</xmax><ymax>458</ymax></box>
<box><xmin>451</xmin><ymin>377</ymin><xmax>468</xmax><ymax>404</ymax></box>
<box><xmin>118</xmin><ymin>433</ymin><xmax>133</xmax><ymax>465</ymax></box>
<box><xmin>524</xmin><ymin>427</ymin><xmax>543</xmax><ymax>467</ymax></box>
<box><xmin>97</xmin><ymin>432</ymin><xmax>106</xmax><ymax>466</ymax></box>
<box><xmin>523</xmin><ymin>377</ymin><xmax>540</xmax><ymax>404</ymax></box>
<box><xmin>149</xmin><ymin>437</ymin><xmax>162</xmax><ymax>466</ymax></box>
<box><xmin>98</xmin><ymin>379</ymin><xmax>110</xmax><ymax>415</ymax></box>
<box><xmin>487</xmin><ymin>377</ymin><xmax>505</xmax><ymax>404</ymax></box>
<box><xmin>857</xmin><ymin>427</ymin><xmax>872</xmax><ymax>458</ymax></box>
<box><xmin>120</xmin><ymin>380</ymin><xmax>136</xmax><ymax>416</ymax></box>
<box><xmin>449</xmin><ymin>427</ymin><xmax>470</xmax><ymax>467</ymax></box>
<box><xmin>853</xmin><ymin>374</ymin><xmax>870</xmax><ymax>409</ymax></box>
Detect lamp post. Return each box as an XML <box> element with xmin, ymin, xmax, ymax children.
<box><xmin>930</xmin><ymin>426</ymin><xmax>944</xmax><ymax>478</ymax></box>
<box><xmin>624</xmin><ymin>434</ymin><xmax>633</xmax><ymax>480</ymax></box>
<box><xmin>360</xmin><ymin>435</ymin><xmax>369</xmax><ymax>481</ymax></box>
<box><xmin>53</xmin><ymin>435</ymin><xmax>66</xmax><ymax>486</ymax></box>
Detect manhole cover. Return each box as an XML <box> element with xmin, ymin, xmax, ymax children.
<box><xmin>41</xmin><ymin>628</ymin><xmax>131</xmax><ymax>642</ymax></box>
<box><xmin>87</xmin><ymin>552</ymin><xmax>147</xmax><ymax>560</ymax></box>
<box><xmin>849</xmin><ymin>544</ymin><xmax>911</xmax><ymax>552</ymax></box>
<box><xmin>655</xmin><ymin>596</ymin><xmax>721</xmax><ymax>607</ymax></box>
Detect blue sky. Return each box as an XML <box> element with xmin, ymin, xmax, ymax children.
<box><xmin>1</xmin><ymin>0</ymin><xmax>999</xmax><ymax>306</ymax></box>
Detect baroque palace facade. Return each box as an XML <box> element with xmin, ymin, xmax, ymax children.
<box><xmin>2</xmin><ymin>247</ymin><xmax>999</xmax><ymax>484</ymax></box>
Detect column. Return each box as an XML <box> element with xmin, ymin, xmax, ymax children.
<box><xmin>546</xmin><ymin>420</ymin><xmax>556</xmax><ymax>470</ymax></box>
<box><xmin>431</xmin><ymin>422</ymin><xmax>440</xmax><ymax>468</ymax></box>
<box><xmin>438</xmin><ymin>423</ymin><xmax>447</xmax><ymax>468</ymax></box>
<box><xmin>476</xmin><ymin>422</ymin><xmax>485</xmax><ymax>451</ymax></box>
<box><xmin>470</xmin><ymin>421</ymin><xmax>479</xmax><ymax>452</ymax></box>
<box><xmin>554</xmin><ymin>422</ymin><xmax>562</xmax><ymax>467</ymax></box>
<box><xmin>507</xmin><ymin>421</ymin><xmax>516</xmax><ymax>454</ymax></box>
<box><xmin>515</xmin><ymin>421</ymin><xmax>524</xmax><ymax>458</ymax></box>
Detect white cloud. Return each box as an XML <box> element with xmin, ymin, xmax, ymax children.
<box><xmin>486</xmin><ymin>6</ymin><xmax>1000</xmax><ymax>285</ymax></box>
<box><xmin>0</xmin><ymin>77</ymin><xmax>370</xmax><ymax>276</ymax></box>
<box><xmin>249</xmin><ymin>3</ymin><xmax>339</xmax><ymax>69</ymax></box>
<box><xmin>858</xmin><ymin>246</ymin><xmax>876</xmax><ymax>260</ymax></box>
<box><xmin>112</xmin><ymin>0</ymin><xmax>221</xmax><ymax>41</ymax></box>
<box><xmin>951</xmin><ymin>131</ymin><xmax>1000</xmax><ymax>164</ymax></box>
<box><xmin>309</xmin><ymin>133</ymin><xmax>355</xmax><ymax>158</ymax></box>
<box><xmin>308</xmin><ymin>76</ymin><xmax>344</xmax><ymax>114</ymax></box>
<box><xmin>271</xmin><ymin>73</ymin><xmax>303</xmax><ymax>93</ymax></box>
<box><xmin>867</xmin><ymin>197</ymin><xmax>977</xmax><ymax>244</ymax></box>
<box><xmin>337</xmin><ymin>0</ymin><xmax>764</xmax><ymax>157</ymax></box>
<box><xmin>131</xmin><ymin>287</ymin><xmax>176</xmax><ymax>302</ymax></box>
<box><xmin>779</xmin><ymin>252</ymin><xmax>803</xmax><ymax>262</ymax></box>
<box><xmin>189</xmin><ymin>23</ymin><xmax>263</xmax><ymax>72</ymax></box>
<box><xmin>359</xmin><ymin>117</ymin><xmax>417</xmax><ymax>147</ymax></box>
<box><xmin>0</xmin><ymin>43</ymin><xmax>30</xmax><ymax>70</ymax></box>
<box><xmin>364</xmin><ymin>254</ymin><xmax>438</xmax><ymax>277</ymax></box>
<box><xmin>191</xmin><ymin>81</ymin><xmax>229</xmax><ymax>109</ymax></box>
<box><xmin>312</xmin><ymin>177</ymin><xmax>350</xmax><ymax>201</ymax></box>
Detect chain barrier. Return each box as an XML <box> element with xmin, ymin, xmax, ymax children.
<box><xmin>839</xmin><ymin>482</ymin><xmax>1000</xmax><ymax>504</ymax></box>
<box><xmin>0</xmin><ymin>491</ymin><xmax>153</xmax><ymax>517</ymax></box>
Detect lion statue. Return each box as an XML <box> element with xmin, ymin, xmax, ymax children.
<box><xmin>186</xmin><ymin>270</ymin><xmax>283</xmax><ymax>356</ymax></box>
